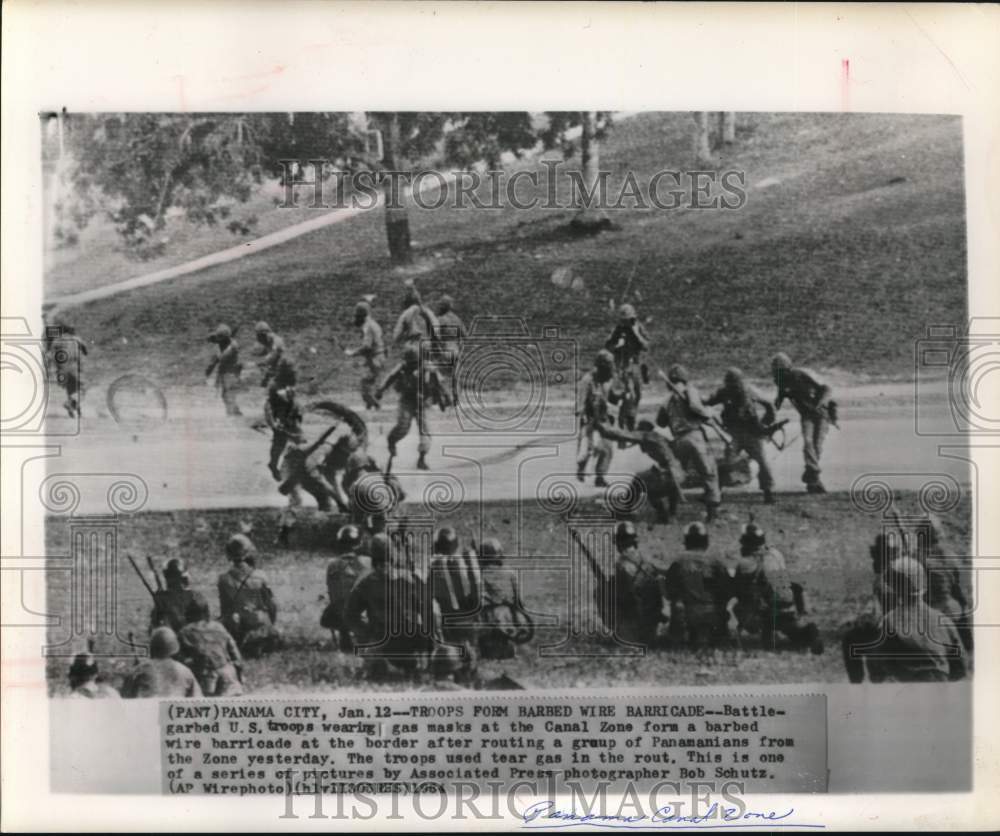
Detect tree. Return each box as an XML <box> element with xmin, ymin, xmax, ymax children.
<box><xmin>540</xmin><ymin>111</ymin><xmax>614</xmax><ymax>232</ymax></box>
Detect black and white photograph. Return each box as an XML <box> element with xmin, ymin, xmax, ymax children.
<box><xmin>2</xmin><ymin>2</ymin><xmax>998</xmax><ymax>831</ymax></box>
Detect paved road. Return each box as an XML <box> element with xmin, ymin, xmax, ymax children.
<box><xmin>39</xmin><ymin>383</ymin><xmax>969</xmax><ymax>515</ymax></box>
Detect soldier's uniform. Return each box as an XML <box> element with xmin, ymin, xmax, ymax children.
<box><xmin>343</xmin><ymin>451</ymin><xmax>404</xmax><ymax>533</ymax></box>
<box><xmin>595</xmin><ymin>420</ymin><xmax>685</xmax><ymax>521</ymax></box>
<box><xmin>178</xmin><ymin>609</ymin><xmax>244</xmax><ymax>697</ymax></box>
<box><xmin>265</xmin><ymin>384</ymin><xmax>304</xmax><ymax>481</ymax></box>
<box><xmin>218</xmin><ymin>535</ymin><xmax>281</xmax><ymax>657</ymax></box>
<box><xmin>121</xmin><ymin>628</ymin><xmax>202</xmax><ymax>698</ymax></box>
<box><xmin>150</xmin><ymin>586</ymin><xmax>210</xmax><ymax>635</ymax></box>
<box><xmin>656</xmin><ymin>366</ymin><xmax>721</xmax><ymax>519</ymax></box>
<box><xmin>605</xmin><ymin>304</ymin><xmax>650</xmax><ymax>432</ymax></box>
<box><xmin>392</xmin><ymin>289</ymin><xmax>439</xmax><ymax>348</ymax></box>
<box><xmin>427</xmin><ymin>529</ymin><xmax>481</xmax><ymax>685</ymax></box>
<box><xmin>705</xmin><ymin>367</ymin><xmax>776</xmax><ymax>502</ymax></box>
<box><xmin>47</xmin><ymin>324</ymin><xmax>88</xmax><ymax>418</ymax></box>
<box><xmin>434</xmin><ymin>296</ymin><xmax>466</xmax><ymax>405</ymax></box>
<box><xmin>577</xmin><ymin>351</ymin><xmax>618</xmax><ymax>487</ymax></box>
<box><xmin>664</xmin><ymin>524</ymin><xmax>726</xmax><ymax>647</ymax></box>
<box><xmin>771</xmin><ymin>352</ymin><xmax>834</xmax><ymax>493</ymax></box>
<box><xmin>377</xmin><ymin>347</ymin><xmax>444</xmax><ymax>470</ymax></box>
<box><xmin>476</xmin><ymin>539</ymin><xmax>530</xmax><ymax>661</ymax></box>
<box><xmin>322</xmin><ymin>526</ymin><xmax>373</xmax><ymax>652</ymax></box>
<box><xmin>206</xmin><ymin>324</ymin><xmax>243</xmax><ymax>416</ymax></box>
<box><xmin>346</xmin><ymin>303</ymin><xmax>386</xmax><ymax>410</ymax></box>
<box><xmin>254</xmin><ymin>321</ymin><xmax>287</xmax><ymax>390</ymax></box>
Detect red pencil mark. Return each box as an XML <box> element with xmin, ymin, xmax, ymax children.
<box><xmin>841</xmin><ymin>59</ymin><xmax>850</xmax><ymax>112</ymax></box>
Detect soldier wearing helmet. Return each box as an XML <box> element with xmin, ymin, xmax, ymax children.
<box><xmin>253</xmin><ymin>320</ymin><xmax>288</xmax><ymax>390</ymax></box>
<box><xmin>428</xmin><ymin>527</ymin><xmax>482</xmax><ymax>685</ymax></box>
<box><xmin>576</xmin><ymin>350</ymin><xmax>620</xmax><ymax>487</ymax></box>
<box><xmin>263</xmin><ymin>376</ymin><xmax>304</xmax><ymax>482</ymax></box>
<box><xmin>664</xmin><ymin>523</ymin><xmax>726</xmax><ymax>648</ymax></box>
<box><xmin>178</xmin><ymin>598</ymin><xmax>244</xmax><ymax>697</ymax></box>
<box><xmin>705</xmin><ymin>367</ymin><xmax>777</xmax><ymax>504</ymax></box>
<box><xmin>476</xmin><ymin>538</ymin><xmax>533</xmax><ymax>661</ymax></box>
<box><xmin>121</xmin><ymin>627</ymin><xmax>202</xmax><ymax>698</ymax></box>
<box><xmin>217</xmin><ymin>534</ymin><xmax>281</xmax><ymax>657</ymax></box>
<box><xmin>392</xmin><ymin>282</ymin><xmax>440</xmax><ymax>349</ymax></box>
<box><xmin>322</xmin><ymin>525</ymin><xmax>373</xmax><ymax>652</ymax></box>
<box><xmin>68</xmin><ymin>653</ymin><xmax>120</xmax><ymax>699</ymax></box>
<box><xmin>656</xmin><ymin>364</ymin><xmax>722</xmax><ymax>521</ymax></box>
<box><xmin>604</xmin><ymin>303</ymin><xmax>650</xmax><ymax>433</ymax></box>
<box><xmin>345</xmin><ymin>301</ymin><xmax>386</xmax><ymax>410</ymax></box>
<box><xmin>45</xmin><ymin>316</ymin><xmax>89</xmax><ymax>419</ymax></box>
<box><xmin>433</xmin><ymin>294</ymin><xmax>467</xmax><ymax>406</ymax></box>
<box><xmin>770</xmin><ymin>351</ymin><xmax>835</xmax><ymax>494</ymax></box>
<box><xmin>150</xmin><ymin>557</ymin><xmax>210</xmax><ymax>634</ymax></box>
<box><xmin>865</xmin><ymin>557</ymin><xmax>967</xmax><ymax>683</ymax></box>
<box><xmin>375</xmin><ymin>344</ymin><xmax>446</xmax><ymax>470</ymax></box>
<box><xmin>206</xmin><ymin>322</ymin><xmax>243</xmax><ymax>416</ymax></box>
<box><xmin>725</xmin><ymin>523</ymin><xmax>822</xmax><ymax>654</ymax></box>
<box><xmin>343</xmin><ymin>450</ymin><xmax>404</xmax><ymax>534</ymax></box>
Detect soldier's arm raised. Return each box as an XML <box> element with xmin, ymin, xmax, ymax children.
<box><xmin>594</xmin><ymin>420</ymin><xmax>641</xmax><ymax>445</ymax></box>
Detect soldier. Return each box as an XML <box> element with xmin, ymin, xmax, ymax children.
<box><xmin>705</xmin><ymin>367</ymin><xmax>777</xmax><ymax>504</ymax></box>
<box><xmin>263</xmin><ymin>366</ymin><xmax>304</xmax><ymax>481</ymax></box>
<box><xmin>205</xmin><ymin>323</ymin><xmax>243</xmax><ymax>416</ymax></box>
<box><xmin>771</xmin><ymin>352</ymin><xmax>836</xmax><ymax>494</ymax></box>
<box><xmin>150</xmin><ymin>558</ymin><xmax>210</xmax><ymax>635</ymax></box>
<box><xmin>254</xmin><ymin>321</ymin><xmax>287</xmax><ymax>389</ymax></box>
<box><xmin>477</xmin><ymin>538</ymin><xmax>532</xmax><ymax>661</ymax></box>
<box><xmin>277</xmin><ymin>421</ymin><xmax>355</xmax><ymax>513</ymax></box>
<box><xmin>178</xmin><ymin>598</ymin><xmax>244</xmax><ymax>697</ymax></box>
<box><xmin>434</xmin><ymin>295</ymin><xmax>466</xmax><ymax>405</ymax></box>
<box><xmin>321</xmin><ymin>525</ymin><xmax>373</xmax><ymax>652</ymax></box>
<box><xmin>345</xmin><ymin>533</ymin><xmax>435</xmax><ymax>680</ymax></box>
<box><xmin>46</xmin><ymin>319</ymin><xmax>89</xmax><ymax>418</ymax></box>
<box><xmin>866</xmin><ymin>557</ymin><xmax>967</xmax><ymax>682</ymax></box>
<box><xmin>922</xmin><ymin>514</ymin><xmax>972</xmax><ymax>654</ymax></box>
<box><xmin>664</xmin><ymin>523</ymin><xmax>726</xmax><ymax>648</ymax></box>
<box><xmin>594</xmin><ymin>418</ymin><xmax>685</xmax><ymax>523</ymax></box>
<box><xmin>727</xmin><ymin>523</ymin><xmax>823</xmax><ymax>653</ymax></box>
<box><xmin>375</xmin><ymin>345</ymin><xmax>447</xmax><ymax>471</ymax></box>
<box><xmin>576</xmin><ymin>350</ymin><xmax>619</xmax><ymax>488</ymax></box>
<box><xmin>343</xmin><ymin>450</ymin><xmax>405</xmax><ymax>533</ymax></box>
<box><xmin>605</xmin><ymin>303</ymin><xmax>650</xmax><ymax>432</ymax></box>
<box><xmin>344</xmin><ymin>301</ymin><xmax>386</xmax><ymax>410</ymax></box>
<box><xmin>428</xmin><ymin>527</ymin><xmax>482</xmax><ymax>686</ymax></box>
<box><xmin>217</xmin><ymin>534</ymin><xmax>281</xmax><ymax>658</ymax></box>
<box><xmin>121</xmin><ymin>627</ymin><xmax>202</xmax><ymax>698</ymax></box>
<box><xmin>67</xmin><ymin>653</ymin><xmax>120</xmax><ymax>699</ymax></box>
<box><xmin>656</xmin><ymin>364</ymin><xmax>722</xmax><ymax>521</ymax></box>
<box><xmin>391</xmin><ymin>284</ymin><xmax>439</xmax><ymax>348</ymax></box>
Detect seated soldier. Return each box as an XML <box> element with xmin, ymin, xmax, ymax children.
<box><xmin>217</xmin><ymin>534</ymin><xmax>281</xmax><ymax>658</ymax></box>
<box><xmin>321</xmin><ymin>525</ymin><xmax>373</xmax><ymax>652</ymax></box>
<box><xmin>664</xmin><ymin>523</ymin><xmax>726</xmax><ymax>648</ymax></box>
<box><xmin>121</xmin><ymin>627</ymin><xmax>201</xmax><ymax>699</ymax></box>
<box><xmin>178</xmin><ymin>598</ymin><xmax>244</xmax><ymax>697</ymax></box>
<box><xmin>150</xmin><ymin>558</ymin><xmax>209</xmax><ymax>634</ymax></box>
<box><xmin>429</xmin><ymin>528</ymin><xmax>482</xmax><ymax>687</ymax></box>
<box><xmin>477</xmin><ymin>538</ymin><xmax>533</xmax><ymax>661</ymax></box>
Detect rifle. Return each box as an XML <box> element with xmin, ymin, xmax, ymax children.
<box><xmin>761</xmin><ymin>417</ymin><xmax>791</xmax><ymax>449</ymax></box>
<box><xmin>126</xmin><ymin>553</ymin><xmax>157</xmax><ymax>600</ymax></box>
<box><xmin>620</xmin><ymin>255</ymin><xmax>640</xmax><ymax>304</ymax></box>
<box><xmin>146</xmin><ymin>555</ymin><xmax>163</xmax><ymax>592</ymax></box>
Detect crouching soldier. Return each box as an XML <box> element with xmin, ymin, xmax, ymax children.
<box><xmin>728</xmin><ymin>523</ymin><xmax>823</xmax><ymax>654</ymax></box>
<box><xmin>321</xmin><ymin>525</ymin><xmax>372</xmax><ymax>652</ymax></box>
<box><xmin>178</xmin><ymin>598</ymin><xmax>244</xmax><ymax>697</ymax></box>
<box><xmin>121</xmin><ymin>627</ymin><xmax>201</xmax><ymax>698</ymax></box>
<box><xmin>429</xmin><ymin>528</ymin><xmax>482</xmax><ymax>686</ymax></box>
<box><xmin>477</xmin><ymin>538</ymin><xmax>533</xmax><ymax>660</ymax></box>
<box><xmin>150</xmin><ymin>558</ymin><xmax>209</xmax><ymax>634</ymax></box>
<box><xmin>344</xmin><ymin>450</ymin><xmax>404</xmax><ymax>533</ymax></box>
<box><xmin>218</xmin><ymin>534</ymin><xmax>281</xmax><ymax>658</ymax></box>
<box><xmin>664</xmin><ymin>523</ymin><xmax>726</xmax><ymax>648</ymax></box>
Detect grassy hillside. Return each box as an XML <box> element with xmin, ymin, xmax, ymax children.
<box><xmin>52</xmin><ymin>112</ymin><xmax>966</xmax><ymax>392</ymax></box>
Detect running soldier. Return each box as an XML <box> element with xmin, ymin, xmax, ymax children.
<box><xmin>263</xmin><ymin>364</ymin><xmax>304</xmax><ymax>481</ymax></box>
<box><xmin>120</xmin><ymin>627</ymin><xmax>202</xmax><ymax>698</ymax></box>
<box><xmin>434</xmin><ymin>295</ymin><xmax>466</xmax><ymax>405</ymax></box>
<box><xmin>656</xmin><ymin>364</ymin><xmax>722</xmax><ymax>521</ymax></box>
<box><xmin>205</xmin><ymin>323</ymin><xmax>243</xmax><ymax>416</ymax></box>
<box><xmin>605</xmin><ymin>303</ymin><xmax>650</xmax><ymax>433</ymax></box>
<box><xmin>725</xmin><ymin>523</ymin><xmax>823</xmax><ymax>653</ymax></box>
<box><xmin>375</xmin><ymin>345</ymin><xmax>448</xmax><ymax>471</ymax></box>
<box><xmin>392</xmin><ymin>283</ymin><xmax>439</xmax><ymax>348</ymax></box>
<box><xmin>177</xmin><ymin>598</ymin><xmax>244</xmax><ymax>697</ymax></box>
<box><xmin>45</xmin><ymin>319</ymin><xmax>89</xmax><ymax>418</ymax></box>
<box><xmin>594</xmin><ymin>419</ymin><xmax>685</xmax><ymax>522</ymax></box>
<box><xmin>344</xmin><ymin>301</ymin><xmax>386</xmax><ymax>410</ymax></box>
<box><xmin>321</xmin><ymin>525</ymin><xmax>373</xmax><ymax>652</ymax></box>
<box><xmin>67</xmin><ymin>653</ymin><xmax>120</xmax><ymax>699</ymax></box>
<box><xmin>770</xmin><ymin>352</ymin><xmax>836</xmax><ymax>494</ymax></box>
<box><xmin>705</xmin><ymin>367</ymin><xmax>778</xmax><ymax>504</ymax></box>
<box><xmin>664</xmin><ymin>523</ymin><xmax>726</xmax><ymax>648</ymax></box>
<box><xmin>217</xmin><ymin>534</ymin><xmax>281</xmax><ymax>658</ymax></box>
<box><xmin>577</xmin><ymin>350</ymin><xmax>619</xmax><ymax>488</ymax></box>
<box><xmin>254</xmin><ymin>321</ymin><xmax>287</xmax><ymax>389</ymax></box>
<box><xmin>149</xmin><ymin>558</ymin><xmax>209</xmax><ymax>634</ymax></box>
<box><xmin>865</xmin><ymin>557</ymin><xmax>967</xmax><ymax>682</ymax></box>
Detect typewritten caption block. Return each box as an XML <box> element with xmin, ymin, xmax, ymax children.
<box><xmin>160</xmin><ymin>694</ymin><xmax>828</xmax><ymax>795</ymax></box>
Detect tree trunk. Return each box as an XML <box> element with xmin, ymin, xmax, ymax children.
<box><xmin>571</xmin><ymin>111</ymin><xmax>608</xmax><ymax>234</ymax></box>
<box><xmin>693</xmin><ymin>112</ymin><xmax>713</xmax><ymax>166</ymax></box>
<box><xmin>720</xmin><ymin>112</ymin><xmax>736</xmax><ymax>144</ymax></box>
<box><xmin>381</xmin><ymin>112</ymin><xmax>412</xmax><ymax>264</ymax></box>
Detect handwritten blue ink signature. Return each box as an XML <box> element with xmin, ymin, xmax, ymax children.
<box><xmin>520</xmin><ymin>800</ymin><xmax>825</xmax><ymax>830</ymax></box>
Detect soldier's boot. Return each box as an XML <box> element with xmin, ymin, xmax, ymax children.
<box><xmin>64</xmin><ymin>398</ymin><xmax>76</xmax><ymax>418</ymax></box>
<box><xmin>576</xmin><ymin>459</ymin><xmax>587</xmax><ymax>483</ymax></box>
<box><xmin>806</xmin><ymin>481</ymin><xmax>827</xmax><ymax>495</ymax></box>
<box><xmin>416</xmin><ymin>452</ymin><xmax>429</xmax><ymax>471</ymax></box>
<box><xmin>594</xmin><ymin>475</ymin><xmax>609</xmax><ymax>488</ymax></box>
<box><xmin>706</xmin><ymin>502</ymin><xmax>720</xmax><ymax>523</ymax></box>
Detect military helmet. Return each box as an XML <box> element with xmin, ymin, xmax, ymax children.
<box><xmin>68</xmin><ymin>652</ymin><xmax>98</xmax><ymax>685</ymax></box>
<box><xmin>403</xmin><ymin>286</ymin><xmax>420</xmax><ymax>308</ymax></box>
<box><xmin>430</xmin><ymin>642</ymin><xmax>463</xmax><ymax>678</ymax></box>
<box><xmin>667</xmin><ymin>363</ymin><xmax>689</xmax><ymax>384</ymax></box>
<box><xmin>724</xmin><ymin>367</ymin><xmax>745</xmax><ymax>388</ymax></box>
<box><xmin>684</xmin><ymin>521</ymin><xmax>709</xmax><ymax>550</ymax></box>
<box><xmin>437</xmin><ymin>294</ymin><xmax>454</xmax><ymax>314</ymax></box>
<box><xmin>336</xmin><ymin>524</ymin><xmax>362</xmax><ymax>552</ymax></box>
<box><xmin>615</xmin><ymin>520</ymin><xmax>638</xmax><ymax>550</ymax></box>
<box><xmin>208</xmin><ymin>323</ymin><xmax>232</xmax><ymax>342</ymax></box>
<box><xmin>888</xmin><ymin>556</ymin><xmax>926</xmax><ymax>598</ymax></box>
<box><xmin>595</xmin><ymin>349</ymin><xmax>615</xmax><ymax>370</ymax></box>
<box><xmin>225</xmin><ymin>533</ymin><xmax>257</xmax><ymax>561</ymax></box>
<box><xmin>369</xmin><ymin>533</ymin><xmax>389</xmax><ymax>565</ymax></box>
<box><xmin>150</xmin><ymin>626</ymin><xmax>181</xmax><ymax>659</ymax></box>
<box><xmin>435</xmin><ymin>527</ymin><xmax>459</xmax><ymax>556</ymax></box>
<box><xmin>164</xmin><ymin>558</ymin><xmax>189</xmax><ymax>583</ymax></box>
<box><xmin>354</xmin><ymin>301</ymin><xmax>371</xmax><ymax>317</ymax></box>
<box><xmin>618</xmin><ymin>303</ymin><xmax>637</xmax><ymax>321</ymax></box>
<box><xmin>636</xmin><ymin>419</ymin><xmax>655</xmax><ymax>433</ymax></box>
<box><xmin>255</xmin><ymin>320</ymin><xmax>272</xmax><ymax>335</ymax></box>
<box><xmin>479</xmin><ymin>537</ymin><xmax>503</xmax><ymax>566</ymax></box>
<box><xmin>739</xmin><ymin>522</ymin><xmax>767</xmax><ymax>551</ymax></box>
<box><xmin>771</xmin><ymin>352</ymin><xmax>792</xmax><ymax>373</ymax></box>
<box><xmin>185</xmin><ymin>597</ymin><xmax>211</xmax><ymax>624</ymax></box>
<box><xmin>870</xmin><ymin>532</ymin><xmax>903</xmax><ymax>570</ymax></box>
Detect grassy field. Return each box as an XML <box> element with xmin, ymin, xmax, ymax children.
<box><xmin>44</xmin><ymin>489</ymin><xmax>971</xmax><ymax>695</ymax></box>
<box><xmin>50</xmin><ymin>112</ymin><xmax>966</xmax><ymax>393</ymax></box>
